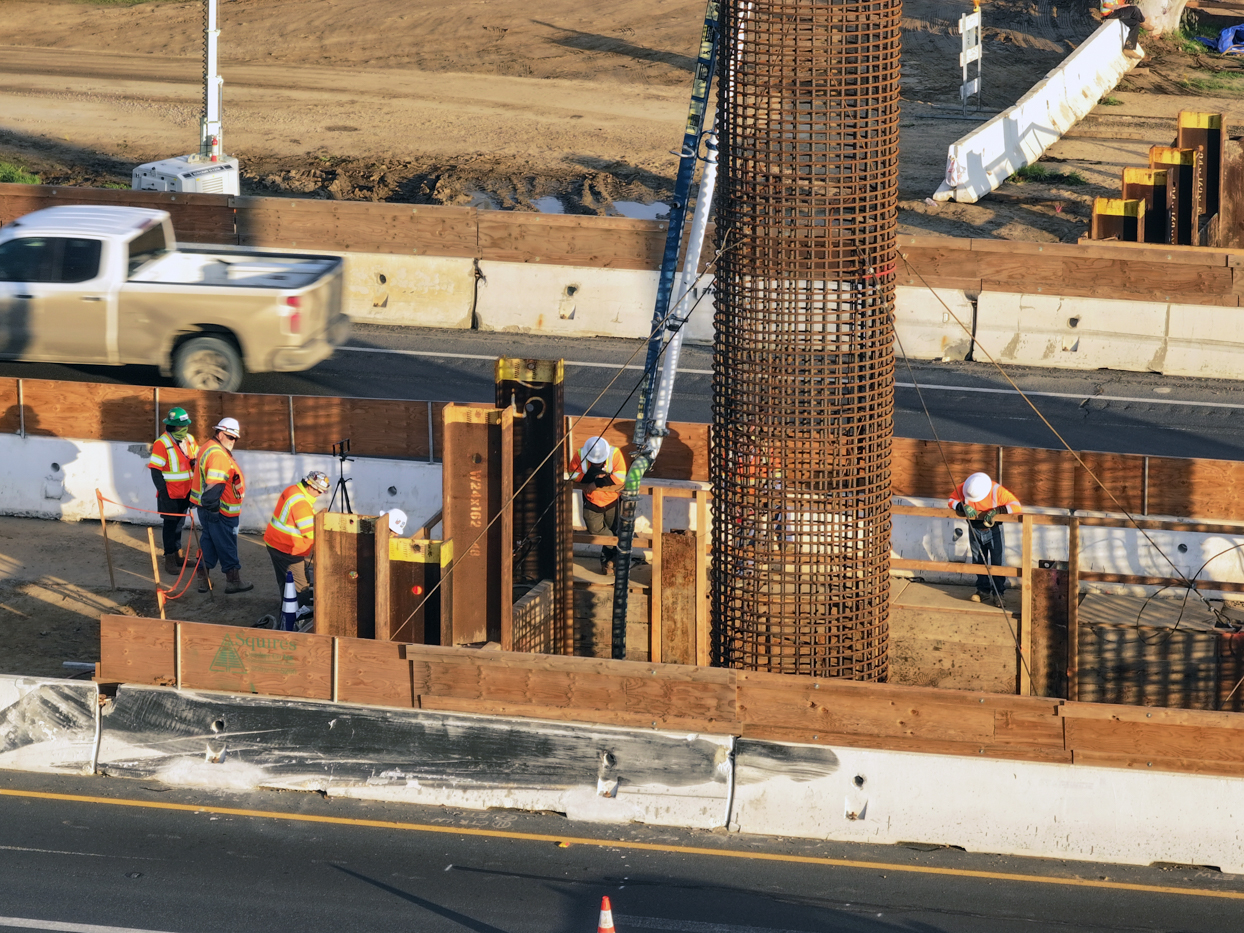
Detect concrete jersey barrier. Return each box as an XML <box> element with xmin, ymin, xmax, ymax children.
<box><xmin>0</xmin><ymin>674</ymin><xmax>98</xmax><ymax>775</ymax></box>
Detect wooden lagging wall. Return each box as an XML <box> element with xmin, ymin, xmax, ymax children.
<box><xmin>4</xmin><ymin>183</ymin><xmax>1244</xmax><ymax>304</ymax></box>
<box><xmin>98</xmin><ymin>614</ymin><xmax>1244</xmax><ymax>778</ymax></box>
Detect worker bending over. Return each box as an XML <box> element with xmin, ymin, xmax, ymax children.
<box><xmin>948</xmin><ymin>471</ymin><xmax>1023</xmax><ymax>606</ymax></box>
<box><xmin>264</xmin><ymin>470</ymin><xmax>330</xmax><ymax>606</ymax></box>
<box><xmin>190</xmin><ymin>417</ymin><xmax>253</xmax><ymax>594</ymax></box>
<box><xmin>570</xmin><ymin>436</ymin><xmax>627</xmax><ymax>574</ymax></box>
<box><xmin>147</xmin><ymin>407</ymin><xmax>198</xmax><ymax>575</ymax></box>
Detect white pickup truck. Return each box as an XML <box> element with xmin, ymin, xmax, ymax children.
<box><xmin>0</xmin><ymin>205</ymin><xmax>350</xmax><ymax>391</ymax></box>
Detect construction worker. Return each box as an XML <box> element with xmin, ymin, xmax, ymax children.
<box><xmin>190</xmin><ymin>417</ymin><xmax>253</xmax><ymax>594</ymax></box>
<box><xmin>1096</xmin><ymin>0</ymin><xmax>1145</xmax><ymax>57</ymax></box>
<box><xmin>948</xmin><ymin>471</ymin><xmax>1023</xmax><ymax>606</ymax></box>
<box><xmin>147</xmin><ymin>407</ymin><xmax>198</xmax><ymax>575</ymax></box>
<box><xmin>569</xmin><ymin>435</ymin><xmax>627</xmax><ymax>574</ymax></box>
<box><xmin>263</xmin><ymin>470</ymin><xmax>330</xmax><ymax>604</ymax></box>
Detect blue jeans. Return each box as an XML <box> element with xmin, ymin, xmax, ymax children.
<box><xmin>197</xmin><ymin>507</ymin><xmax>241</xmax><ymax>573</ymax></box>
<box><xmin>968</xmin><ymin>521</ymin><xmax>1004</xmax><ymax>595</ymax></box>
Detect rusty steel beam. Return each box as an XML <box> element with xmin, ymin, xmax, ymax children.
<box><xmin>711</xmin><ymin>0</ymin><xmax>901</xmax><ymax>679</ymax></box>
<box><xmin>441</xmin><ymin>404</ymin><xmax>514</xmax><ymax>647</ymax></box>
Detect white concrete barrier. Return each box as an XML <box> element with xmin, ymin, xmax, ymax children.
<box><xmin>0</xmin><ymin>675</ymin><xmax>98</xmax><ymax>775</ymax></box>
<box><xmin>732</xmin><ymin>741</ymin><xmax>1244</xmax><ymax>874</ymax></box>
<box><xmin>0</xmin><ymin>433</ymin><xmax>441</xmax><ymax>535</ymax></box>
<box><xmin>342</xmin><ymin>252</ymin><xmax>476</xmax><ymax>329</ymax></box>
<box><xmin>894</xmin><ymin>285</ymin><xmax>975</xmax><ymax>361</ymax></box>
<box><xmin>934</xmin><ymin>20</ymin><xmax>1137</xmax><ymax>203</ymax></box>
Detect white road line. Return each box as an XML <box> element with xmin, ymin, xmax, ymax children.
<box><xmin>340</xmin><ymin>347</ymin><xmax>1244</xmax><ymax>409</ymax></box>
<box><xmin>338</xmin><ymin>345</ymin><xmax>714</xmax><ymax>375</ymax></box>
<box><xmin>0</xmin><ymin>845</ymin><xmax>157</xmax><ymax>860</ymax></box>
<box><xmin>617</xmin><ymin>915</ymin><xmax>824</xmax><ymax>933</ymax></box>
<box><xmin>895</xmin><ymin>381</ymin><xmax>1244</xmax><ymax>411</ymax></box>
<box><xmin>0</xmin><ymin>918</ymin><xmax>182</xmax><ymax>933</ymax></box>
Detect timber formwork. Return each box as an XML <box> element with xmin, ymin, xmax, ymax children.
<box><xmin>711</xmin><ymin>0</ymin><xmax>902</xmax><ymax>679</ymax></box>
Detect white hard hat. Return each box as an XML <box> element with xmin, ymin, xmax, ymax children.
<box><xmin>963</xmin><ymin>472</ymin><xmax>993</xmax><ymax>501</ymax></box>
<box><xmin>580</xmin><ymin>436</ymin><xmax>610</xmax><ymax>464</ymax></box>
<box><xmin>214</xmin><ymin>417</ymin><xmax>240</xmax><ymax>438</ymax></box>
<box><xmin>380</xmin><ymin>508</ymin><xmax>408</xmax><ymax>536</ymax></box>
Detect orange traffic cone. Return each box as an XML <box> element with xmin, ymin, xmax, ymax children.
<box><xmin>597</xmin><ymin>896</ymin><xmax>615</xmax><ymax>933</ymax></box>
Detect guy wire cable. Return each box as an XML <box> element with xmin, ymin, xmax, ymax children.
<box><xmin>390</xmin><ymin>234</ymin><xmax>736</xmax><ymax>636</ymax></box>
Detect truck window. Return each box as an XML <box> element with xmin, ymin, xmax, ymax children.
<box><xmin>0</xmin><ymin>238</ymin><xmax>56</xmax><ymax>282</ymax></box>
<box><xmin>127</xmin><ymin>224</ymin><xmax>170</xmax><ymax>277</ymax></box>
<box><xmin>57</xmin><ymin>238</ymin><xmax>102</xmax><ymax>283</ymax></box>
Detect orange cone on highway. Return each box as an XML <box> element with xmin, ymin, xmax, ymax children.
<box><xmin>597</xmin><ymin>896</ymin><xmax>615</xmax><ymax>933</ymax></box>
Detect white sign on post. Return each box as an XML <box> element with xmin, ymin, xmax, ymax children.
<box><xmin>959</xmin><ymin>5</ymin><xmax>983</xmax><ymax>114</ymax></box>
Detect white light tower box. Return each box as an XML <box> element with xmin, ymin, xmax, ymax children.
<box><xmin>132</xmin><ymin>155</ymin><xmax>240</xmax><ymax>195</ymax></box>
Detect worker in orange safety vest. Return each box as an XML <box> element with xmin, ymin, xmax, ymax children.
<box><xmin>948</xmin><ymin>471</ymin><xmax>1023</xmax><ymax>606</ymax></box>
<box><xmin>147</xmin><ymin>407</ymin><xmax>198</xmax><ymax>575</ymax></box>
<box><xmin>190</xmin><ymin>417</ymin><xmax>253</xmax><ymax>594</ymax></box>
<box><xmin>263</xmin><ymin>470</ymin><xmax>330</xmax><ymax>606</ymax></box>
<box><xmin>1097</xmin><ymin>0</ymin><xmax>1145</xmax><ymax>57</ymax></box>
<box><xmin>569</xmin><ymin>435</ymin><xmax>627</xmax><ymax>574</ymax></box>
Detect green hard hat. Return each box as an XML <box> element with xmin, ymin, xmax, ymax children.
<box><xmin>163</xmin><ymin>407</ymin><xmax>191</xmax><ymax>427</ymax></box>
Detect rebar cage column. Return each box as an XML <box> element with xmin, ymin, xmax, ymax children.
<box><xmin>711</xmin><ymin>0</ymin><xmax>901</xmax><ymax>679</ymax></box>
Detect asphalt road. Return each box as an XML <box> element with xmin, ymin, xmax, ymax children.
<box><xmin>7</xmin><ymin>324</ymin><xmax>1244</xmax><ymax>461</ymax></box>
<box><xmin>1</xmin><ymin>770</ymin><xmax>1242</xmax><ymax>933</ymax></box>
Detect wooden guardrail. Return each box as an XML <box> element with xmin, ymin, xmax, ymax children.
<box><xmin>96</xmin><ymin>613</ymin><xmax>1244</xmax><ymax>778</ymax></box>
<box><xmin>4</xmin><ymin>183</ymin><xmax>1244</xmax><ymax>305</ymax></box>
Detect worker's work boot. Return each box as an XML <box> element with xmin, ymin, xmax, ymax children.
<box><xmin>197</xmin><ymin>566</ymin><xmax>211</xmax><ymax>593</ymax></box>
<box><xmin>225</xmin><ymin>569</ymin><xmax>254</xmax><ymax>594</ymax></box>
<box><xmin>164</xmin><ymin>552</ymin><xmax>181</xmax><ymax>575</ymax></box>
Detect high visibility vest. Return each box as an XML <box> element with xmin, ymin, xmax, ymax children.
<box><xmin>147</xmin><ymin>431</ymin><xmax>198</xmax><ymax>498</ymax></box>
<box><xmin>190</xmin><ymin>440</ymin><xmax>246</xmax><ymax>517</ymax></box>
<box><xmin>1100</xmin><ymin>0</ymin><xmax>1128</xmax><ymax>14</ymax></box>
<box><xmin>569</xmin><ymin>447</ymin><xmax>627</xmax><ymax>508</ymax></box>
<box><xmin>264</xmin><ymin>484</ymin><xmax>316</xmax><ymax>556</ymax></box>
<box><xmin>948</xmin><ymin>481</ymin><xmax>1023</xmax><ymax>515</ymax></box>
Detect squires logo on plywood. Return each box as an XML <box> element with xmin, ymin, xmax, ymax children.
<box><xmin>209</xmin><ymin>632</ymin><xmax>300</xmax><ymax>676</ymax></box>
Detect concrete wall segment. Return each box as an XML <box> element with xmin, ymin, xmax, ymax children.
<box><xmin>0</xmin><ymin>675</ymin><xmax>98</xmax><ymax>775</ymax></box>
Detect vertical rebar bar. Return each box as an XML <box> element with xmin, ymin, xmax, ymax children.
<box><xmin>711</xmin><ymin>0</ymin><xmax>901</xmax><ymax>679</ymax></box>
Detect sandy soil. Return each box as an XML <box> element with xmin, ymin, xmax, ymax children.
<box><xmin>0</xmin><ymin>515</ymin><xmax>287</xmax><ymax>678</ymax></box>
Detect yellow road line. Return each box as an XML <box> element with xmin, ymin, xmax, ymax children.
<box><xmin>2</xmin><ymin>788</ymin><xmax>1242</xmax><ymax>901</ymax></box>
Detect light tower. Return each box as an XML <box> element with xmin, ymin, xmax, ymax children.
<box><xmin>132</xmin><ymin>0</ymin><xmax>241</xmax><ymax>195</ymax></box>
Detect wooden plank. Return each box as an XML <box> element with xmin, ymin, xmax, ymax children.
<box><xmin>1029</xmin><ymin>565</ymin><xmax>1069</xmax><ymax>699</ymax></box>
<box><xmin>1068</xmin><ymin>517</ymin><xmax>1080</xmax><ymax>701</ymax></box>
<box><xmin>738</xmin><ymin>724</ymin><xmax>1073</xmax><ymax>763</ymax></box>
<box><xmin>177</xmin><ymin>620</ymin><xmax>333</xmax><ymax>700</ymax></box>
<box><xmin>21</xmin><ymin>381</ymin><xmax>154</xmax><ymax>442</ymax></box>
<box><xmin>374</xmin><ymin>519</ymin><xmax>392</xmax><ymax>642</ymax></box>
<box><xmin>0</xmin><ymin>184</ymin><xmax>236</xmax><ymax>243</ymax></box>
<box><xmin>1079</xmin><ymin>571</ymin><xmax>1244</xmax><ymax>594</ymax></box>
<box><xmin>419</xmin><ymin>695</ymin><xmax>738</xmax><ymax>733</ymax></box>
<box><xmin>312</xmin><ymin>512</ymin><xmax>377</xmax><ymax>638</ymax></box>
<box><xmin>1059</xmin><ymin>699</ymin><xmax>1244</xmax><ymax>729</ymax></box>
<box><xmin>233</xmin><ymin>197</ymin><xmax>478</xmax><ymax>257</ymax></box>
<box><xmin>649</xmin><ymin>487</ymin><xmax>663</xmax><ymax>664</ymax></box>
<box><xmin>1071</xmin><ymin>750</ymin><xmax>1244</xmax><ymax>778</ymax></box>
<box><xmin>1019</xmin><ymin>515</ymin><xmax>1033</xmax><ymax>696</ymax></box>
<box><xmin>893</xmin><ymin>558</ymin><xmax>1020</xmax><ymax>577</ymax></box>
<box><xmin>335</xmin><ymin>637</ymin><xmax>419</xmax><ymax>708</ymax></box>
<box><xmin>98</xmin><ymin>615</ymin><xmax>175</xmax><ymax>684</ymax></box>
<box><xmin>694</xmin><ymin>498</ymin><xmax>709</xmax><ymax>668</ymax></box>
<box><xmin>660</xmin><ymin>530</ymin><xmax>697</xmax><ymax>666</ymax></box>
<box><xmin>476</xmin><ymin>211</ymin><xmax>664</xmax><ymax>270</ymax></box>
<box><xmin>0</xmin><ymin>378</ymin><xmax>20</xmax><ymax>434</ymax></box>
<box><xmin>293</xmin><ymin>395</ymin><xmax>431</xmax><ymax>460</ymax></box>
<box><xmin>967</xmin><ymin>235</ymin><xmax>1234</xmax><ymax>267</ymax></box>
<box><xmin>1065</xmin><ymin>717</ymin><xmax>1244</xmax><ymax>763</ymax></box>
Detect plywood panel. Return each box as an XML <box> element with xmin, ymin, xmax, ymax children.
<box><xmin>477</xmin><ymin>211</ymin><xmax>664</xmax><ymax>269</ymax></box>
<box><xmin>234</xmin><ymin>198</ymin><xmax>478</xmax><ymax>257</ymax></box>
<box><xmin>98</xmin><ymin>615</ymin><xmax>175</xmax><ymax>684</ymax></box>
<box><xmin>21</xmin><ymin>381</ymin><xmax>154</xmax><ymax>442</ymax></box>
<box><xmin>336</xmin><ymin>637</ymin><xmax>419</xmax><ymax>708</ymax></box>
<box><xmin>293</xmin><ymin>396</ymin><xmax>431</xmax><ymax>459</ymax></box>
<box><xmin>739</xmin><ymin>723</ymin><xmax>1073</xmax><ymax>763</ymax></box>
<box><xmin>1029</xmin><ymin>565</ymin><xmax>1069</xmax><ymax>699</ymax></box>
<box><xmin>0</xmin><ymin>378</ymin><xmax>20</xmax><ymax>434</ymax></box>
<box><xmin>313</xmin><ymin>512</ymin><xmax>377</xmax><ymax>639</ymax></box>
<box><xmin>1066</xmin><ymin>717</ymin><xmax>1244</xmax><ymax>763</ymax></box>
<box><xmin>177</xmin><ymin>621</ymin><xmax>333</xmax><ymax>699</ymax></box>
<box><xmin>571</xmin><ymin>416</ymin><xmax>708</xmax><ymax>481</ymax></box>
<box><xmin>1077</xmin><ymin>623</ymin><xmax>1219</xmax><ymax>710</ymax></box>
<box><xmin>660</xmin><ymin>530</ymin><xmax>697</xmax><ymax>665</ymax></box>
<box><xmin>157</xmin><ymin>389</ymin><xmax>291</xmax><ymax>453</ymax></box>
<box><xmin>0</xmin><ymin>184</ymin><xmax>236</xmax><ymax>243</ymax></box>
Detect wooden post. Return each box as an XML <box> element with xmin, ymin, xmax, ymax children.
<box><xmin>649</xmin><ymin>486</ymin><xmax>664</xmax><ymax>664</ymax></box>
<box><xmin>312</xmin><ymin>511</ymin><xmax>377</xmax><ymax>638</ymax></box>
<box><xmin>660</xmin><ymin>530</ymin><xmax>698</xmax><ymax>665</ymax></box>
<box><xmin>146</xmin><ymin>526</ymin><xmax>161</xmax><ymax>585</ymax></box>
<box><xmin>374</xmin><ymin>517</ymin><xmax>392</xmax><ymax>641</ymax></box>
<box><xmin>695</xmin><ymin>488</ymin><xmax>709</xmax><ymax>667</ymax></box>
<box><xmin>1067</xmin><ymin>515</ymin><xmax>1080</xmax><ymax>701</ymax></box>
<box><xmin>96</xmin><ymin>489</ymin><xmax>115</xmax><ymax>590</ymax></box>
<box><xmin>157</xmin><ymin>589</ymin><xmax>167</xmax><ymax>621</ymax></box>
<box><xmin>1019</xmin><ymin>512</ymin><xmax>1033</xmax><ymax>696</ymax></box>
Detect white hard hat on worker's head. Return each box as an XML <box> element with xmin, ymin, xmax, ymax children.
<box><xmin>380</xmin><ymin>509</ymin><xmax>408</xmax><ymax>536</ymax></box>
<box><xmin>580</xmin><ymin>436</ymin><xmax>611</xmax><ymax>464</ymax></box>
<box><xmin>964</xmin><ymin>472</ymin><xmax>993</xmax><ymax>501</ymax></box>
<box><xmin>214</xmin><ymin>417</ymin><xmax>241</xmax><ymax>439</ymax></box>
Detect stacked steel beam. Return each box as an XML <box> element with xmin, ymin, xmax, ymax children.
<box><xmin>711</xmin><ymin>0</ymin><xmax>901</xmax><ymax>679</ymax></box>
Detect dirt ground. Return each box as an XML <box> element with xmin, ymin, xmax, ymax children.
<box><xmin>2</xmin><ymin>0</ymin><xmax>1243</xmax><ymax>237</ymax></box>
<box><xmin>0</xmin><ymin>515</ymin><xmax>286</xmax><ymax>678</ymax></box>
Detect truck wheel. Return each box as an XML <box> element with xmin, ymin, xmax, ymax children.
<box><xmin>173</xmin><ymin>336</ymin><xmax>244</xmax><ymax>392</ymax></box>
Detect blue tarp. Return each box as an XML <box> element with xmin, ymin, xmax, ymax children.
<box><xmin>1196</xmin><ymin>24</ymin><xmax>1244</xmax><ymax>55</ymax></box>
